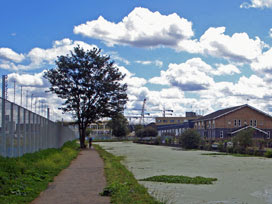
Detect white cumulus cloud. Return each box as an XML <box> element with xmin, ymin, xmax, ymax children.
<box><xmin>74</xmin><ymin>7</ymin><xmax>194</xmax><ymax>48</ymax></box>
<box><xmin>149</xmin><ymin>58</ymin><xmax>214</xmax><ymax>91</ymax></box>
<box><xmin>241</xmin><ymin>0</ymin><xmax>272</xmax><ymax>9</ymax></box>
<box><xmin>0</xmin><ymin>48</ymin><xmax>25</xmax><ymax>63</ymax></box>
<box><xmin>251</xmin><ymin>48</ymin><xmax>272</xmax><ymax>73</ymax></box>
<box><xmin>212</xmin><ymin>64</ymin><xmax>241</xmax><ymax>75</ymax></box>
<box><xmin>0</xmin><ymin>38</ymin><xmax>96</xmax><ymax>71</ymax></box>
<box><xmin>8</xmin><ymin>71</ymin><xmax>48</xmax><ymax>87</ymax></box>
<box><xmin>196</xmin><ymin>27</ymin><xmax>265</xmax><ymax>63</ymax></box>
<box><xmin>117</xmin><ymin>65</ymin><xmax>147</xmax><ymax>88</ymax></box>
<box><xmin>269</xmin><ymin>28</ymin><xmax>272</xmax><ymax>38</ymax></box>
<box><xmin>135</xmin><ymin>60</ymin><xmax>163</xmax><ymax>68</ymax></box>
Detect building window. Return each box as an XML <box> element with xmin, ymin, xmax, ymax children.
<box><xmin>220</xmin><ymin>131</ymin><xmax>224</xmax><ymax>138</ymax></box>
<box><xmin>163</xmin><ymin>120</ymin><xmax>168</xmax><ymax>123</ymax></box>
<box><xmin>170</xmin><ymin>120</ymin><xmax>175</xmax><ymax>123</ymax></box>
<box><xmin>267</xmin><ymin>131</ymin><xmax>270</xmax><ymax>139</ymax></box>
<box><xmin>228</xmin><ymin>121</ymin><xmax>231</xmax><ymax>125</ymax></box>
<box><xmin>254</xmin><ymin>120</ymin><xmax>257</xmax><ymax>127</ymax></box>
<box><xmin>238</xmin><ymin>120</ymin><xmax>241</xmax><ymax>127</ymax></box>
<box><xmin>234</xmin><ymin>119</ymin><xmax>237</xmax><ymax>127</ymax></box>
<box><xmin>157</xmin><ymin>120</ymin><xmax>161</xmax><ymax>123</ymax></box>
<box><xmin>212</xmin><ymin>120</ymin><xmax>215</xmax><ymax>128</ymax></box>
<box><xmin>250</xmin><ymin>120</ymin><xmax>253</xmax><ymax>126</ymax></box>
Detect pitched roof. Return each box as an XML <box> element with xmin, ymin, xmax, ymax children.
<box><xmin>231</xmin><ymin>125</ymin><xmax>268</xmax><ymax>135</ymax></box>
<box><xmin>195</xmin><ymin>104</ymin><xmax>272</xmax><ymax>122</ymax></box>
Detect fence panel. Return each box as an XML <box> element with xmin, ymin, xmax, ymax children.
<box><xmin>0</xmin><ymin>97</ymin><xmax>78</xmax><ymax>157</ymax></box>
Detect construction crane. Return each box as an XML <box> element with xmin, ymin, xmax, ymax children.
<box><xmin>124</xmin><ymin>98</ymin><xmax>148</xmax><ymax>124</ymax></box>
<box><xmin>139</xmin><ymin>98</ymin><xmax>146</xmax><ymax>125</ymax></box>
<box><xmin>162</xmin><ymin>106</ymin><xmax>173</xmax><ymax>117</ymax></box>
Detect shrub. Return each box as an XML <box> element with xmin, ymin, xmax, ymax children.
<box><xmin>140</xmin><ymin>175</ymin><xmax>217</xmax><ymax>185</ymax></box>
<box><xmin>218</xmin><ymin>141</ymin><xmax>225</xmax><ymax>152</ymax></box>
<box><xmin>136</xmin><ymin>126</ymin><xmax>158</xmax><ymax>137</ymax></box>
<box><xmin>233</xmin><ymin>128</ymin><xmax>254</xmax><ymax>152</ymax></box>
<box><xmin>226</xmin><ymin>147</ymin><xmax>234</xmax><ymax>153</ymax></box>
<box><xmin>179</xmin><ymin>129</ymin><xmax>200</xmax><ymax>149</ymax></box>
<box><xmin>107</xmin><ymin>113</ymin><xmax>129</xmax><ymax>137</ymax></box>
<box><xmin>264</xmin><ymin>150</ymin><xmax>272</xmax><ymax>158</ymax></box>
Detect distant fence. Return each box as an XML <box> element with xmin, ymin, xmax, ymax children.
<box><xmin>0</xmin><ymin>97</ymin><xmax>78</xmax><ymax>157</ymax></box>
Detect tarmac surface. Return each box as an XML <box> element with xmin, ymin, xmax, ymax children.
<box><xmin>31</xmin><ymin>148</ymin><xmax>110</xmax><ymax>204</ymax></box>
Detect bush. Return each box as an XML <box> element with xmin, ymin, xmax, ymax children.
<box><xmin>180</xmin><ymin>129</ymin><xmax>200</xmax><ymax>149</ymax></box>
<box><xmin>226</xmin><ymin>147</ymin><xmax>234</xmax><ymax>153</ymax></box>
<box><xmin>233</xmin><ymin>128</ymin><xmax>254</xmax><ymax>152</ymax></box>
<box><xmin>140</xmin><ymin>175</ymin><xmax>217</xmax><ymax>185</ymax></box>
<box><xmin>218</xmin><ymin>141</ymin><xmax>225</xmax><ymax>152</ymax></box>
<box><xmin>107</xmin><ymin>114</ymin><xmax>129</xmax><ymax>137</ymax></box>
<box><xmin>135</xmin><ymin>126</ymin><xmax>157</xmax><ymax>137</ymax></box>
<box><xmin>264</xmin><ymin>150</ymin><xmax>272</xmax><ymax>158</ymax></box>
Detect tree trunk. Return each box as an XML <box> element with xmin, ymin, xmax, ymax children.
<box><xmin>80</xmin><ymin>126</ymin><xmax>87</xmax><ymax>148</ymax></box>
<box><xmin>79</xmin><ymin>124</ymin><xmax>86</xmax><ymax>149</ymax></box>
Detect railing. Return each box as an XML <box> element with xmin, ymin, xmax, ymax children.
<box><xmin>0</xmin><ymin>97</ymin><xmax>78</xmax><ymax>157</ymax></box>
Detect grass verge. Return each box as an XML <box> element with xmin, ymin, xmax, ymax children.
<box><xmin>0</xmin><ymin>140</ymin><xmax>79</xmax><ymax>204</ymax></box>
<box><xmin>94</xmin><ymin>144</ymin><xmax>163</xmax><ymax>204</ymax></box>
<box><xmin>140</xmin><ymin>175</ymin><xmax>217</xmax><ymax>185</ymax></box>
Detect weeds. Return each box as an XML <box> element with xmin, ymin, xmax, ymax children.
<box><xmin>140</xmin><ymin>175</ymin><xmax>217</xmax><ymax>185</ymax></box>
<box><xmin>201</xmin><ymin>152</ymin><xmax>259</xmax><ymax>157</ymax></box>
<box><xmin>264</xmin><ymin>150</ymin><xmax>272</xmax><ymax>158</ymax></box>
<box><xmin>0</xmin><ymin>140</ymin><xmax>79</xmax><ymax>204</ymax></box>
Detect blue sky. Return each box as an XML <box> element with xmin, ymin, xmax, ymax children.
<box><xmin>1</xmin><ymin>0</ymin><xmax>272</xmax><ymax>120</ymax></box>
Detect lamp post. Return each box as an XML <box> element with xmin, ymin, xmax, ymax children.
<box><xmin>26</xmin><ymin>90</ymin><xmax>28</xmax><ymax>109</ymax></box>
<box><xmin>31</xmin><ymin>94</ymin><xmax>34</xmax><ymax>111</ymax></box>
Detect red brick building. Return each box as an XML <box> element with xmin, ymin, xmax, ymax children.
<box><xmin>194</xmin><ymin>104</ymin><xmax>272</xmax><ymax>140</ymax></box>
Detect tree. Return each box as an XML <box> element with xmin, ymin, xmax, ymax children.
<box><xmin>107</xmin><ymin>113</ymin><xmax>129</xmax><ymax>137</ymax></box>
<box><xmin>134</xmin><ymin>124</ymin><xmax>144</xmax><ymax>133</ymax></box>
<box><xmin>233</xmin><ymin>128</ymin><xmax>254</xmax><ymax>152</ymax></box>
<box><xmin>180</xmin><ymin>129</ymin><xmax>200</xmax><ymax>149</ymax></box>
<box><xmin>44</xmin><ymin>46</ymin><xmax>128</xmax><ymax>148</ymax></box>
<box><xmin>136</xmin><ymin>126</ymin><xmax>158</xmax><ymax>137</ymax></box>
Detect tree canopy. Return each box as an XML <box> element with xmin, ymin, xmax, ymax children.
<box><xmin>135</xmin><ymin>126</ymin><xmax>158</xmax><ymax>137</ymax></box>
<box><xmin>107</xmin><ymin>113</ymin><xmax>129</xmax><ymax>137</ymax></box>
<box><xmin>180</xmin><ymin>129</ymin><xmax>200</xmax><ymax>149</ymax></box>
<box><xmin>44</xmin><ymin>46</ymin><xmax>127</xmax><ymax>148</ymax></box>
<box><xmin>233</xmin><ymin>128</ymin><xmax>254</xmax><ymax>151</ymax></box>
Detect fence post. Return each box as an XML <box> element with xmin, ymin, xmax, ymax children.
<box><xmin>10</xmin><ymin>103</ymin><xmax>13</xmax><ymax>157</ymax></box>
<box><xmin>28</xmin><ymin>111</ymin><xmax>31</xmax><ymax>153</ymax></box>
<box><xmin>17</xmin><ymin>105</ymin><xmax>20</xmax><ymax>157</ymax></box>
<box><xmin>1</xmin><ymin>76</ymin><xmax>6</xmax><ymax>157</ymax></box>
<box><xmin>23</xmin><ymin>108</ymin><xmax>26</xmax><ymax>155</ymax></box>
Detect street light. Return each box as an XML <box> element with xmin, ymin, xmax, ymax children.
<box><xmin>31</xmin><ymin>94</ymin><xmax>34</xmax><ymax>111</ymax></box>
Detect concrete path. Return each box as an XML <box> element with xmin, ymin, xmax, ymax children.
<box><xmin>31</xmin><ymin>148</ymin><xmax>110</xmax><ymax>204</ymax></box>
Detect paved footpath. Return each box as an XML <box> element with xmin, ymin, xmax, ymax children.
<box><xmin>31</xmin><ymin>148</ymin><xmax>110</xmax><ymax>204</ymax></box>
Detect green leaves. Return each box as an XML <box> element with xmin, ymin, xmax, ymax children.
<box><xmin>180</xmin><ymin>129</ymin><xmax>201</xmax><ymax>149</ymax></box>
<box><xmin>0</xmin><ymin>140</ymin><xmax>79</xmax><ymax>204</ymax></box>
<box><xmin>140</xmin><ymin>175</ymin><xmax>217</xmax><ymax>185</ymax></box>
<box><xmin>44</xmin><ymin>46</ymin><xmax>128</xmax><ymax>148</ymax></box>
<box><xmin>107</xmin><ymin>113</ymin><xmax>129</xmax><ymax>137</ymax></box>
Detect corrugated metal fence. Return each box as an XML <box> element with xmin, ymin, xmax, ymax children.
<box><xmin>0</xmin><ymin>97</ymin><xmax>78</xmax><ymax>157</ymax></box>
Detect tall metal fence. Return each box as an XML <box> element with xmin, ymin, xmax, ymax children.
<box><xmin>0</xmin><ymin>97</ymin><xmax>78</xmax><ymax>158</ymax></box>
